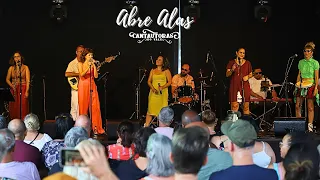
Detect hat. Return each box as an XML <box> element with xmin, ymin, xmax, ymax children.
<box><xmin>221</xmin><ymin>119</ymin><xmax>257</xmax><ymax>148</ymax></box>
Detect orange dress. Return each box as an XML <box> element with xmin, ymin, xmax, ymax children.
<box><xmin>9</xmin><ymin>65</ymin><xmax>29</xmax><ymax>119</ymax></box>
<box><xmin>78</xmin><ymin>68</ymin><xmax>105</xmax><ymax>134</ymax></box>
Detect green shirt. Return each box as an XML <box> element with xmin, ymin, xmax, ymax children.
<box><xmin>298</xmin><ymin>58</ymin><xmax>319</xmax><ymax>80</ymax></box>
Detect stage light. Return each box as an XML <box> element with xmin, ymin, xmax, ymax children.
<box><xmin>254</xmin><ymin>0</ymin><xmax>271</xmax><ymax>22</ymax></box>
<box><xmin>50</xmin><ymin>0</ymin><xmax>67</xmax><ymax>22</ymax></box>
<box><xmin>184</xmin><ymin>0</ymin><xmax>200</xmax><ymax>21</ymax></box>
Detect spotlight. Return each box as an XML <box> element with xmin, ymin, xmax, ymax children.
<box><xmin>50</xmin><ymin>0</ymin><xmax>67</xmax><ymax>22</ymax></box>
<box><xmin>184</xmin><ymin>0</ymin><xmax>200</xmax><ymax>21</ymax></box>
<box><xmin>254</xmin><ymin>0</ymin><xmax>271</xmax><ymax>22</ymax></box>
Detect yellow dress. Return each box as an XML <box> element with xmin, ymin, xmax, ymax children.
<box><xmin>148</xmin><ymin>71</ymin><xmax>168</xmax><ymax>116</ymax></box>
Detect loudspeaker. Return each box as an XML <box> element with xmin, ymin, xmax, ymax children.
<box><xmin>274</xmin><ymin>117</ymin><xmax>306</xmax><ymax>137</ymax></box>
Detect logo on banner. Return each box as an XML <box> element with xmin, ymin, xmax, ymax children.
<box><xmin>116</xmin><ymin>6</ymin><xmax>194</xmax><ymax>44</ymax></box>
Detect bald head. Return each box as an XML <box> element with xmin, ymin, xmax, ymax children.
<box><xmin>181</xmin><ymin>110</ymin><xmax>200</xmax><ymax>127</ymax></box>
<box><xmin>185</xmin><ymin>121</ymin><xmax>210</xmax><ymax>138</ymax></box>
<box><xmin>8</xmin><ymin>119</ymin><xmax>26</xmax><ymax>140</ymax></box>
<box><xmin>75</xmin><ymin>115</ymin><xmax>91</xmax><ymax>136</ymax></box>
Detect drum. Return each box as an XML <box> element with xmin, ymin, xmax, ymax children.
<box><xmin>169</xmin><ymin>103</ymin><xmax>190</xmax><ymax>125</ymax></box>
<box><xmin>177</xmin><ymin>86</ymin><xmax>193</xmax><ymax>103</ymax></box>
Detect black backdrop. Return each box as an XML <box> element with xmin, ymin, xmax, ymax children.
<box><xmin>1</xmin><ymin>0</ymin><xmax>320</xmax><ymax>123</ymax></box>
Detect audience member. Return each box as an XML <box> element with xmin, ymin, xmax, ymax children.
<box><xmin>0</xmin><ymin>128</ymin><xmax>40</xmax><ymax>180</ymax></box>
<box><xmin>0</xmin><ymin>115</ymin><xmax>7</xmax><ymax>129</ymax></box>
<box><xmin>209</xmin><ymin>119</ymin><xmax>277</xmax><ymax>180</ymax></box>
<box><xmin>252</xmin><ymin>141</ymin><xmax>276</xmax><ymax>168</ymax></box>
<box><xmin>201</xmin><ymin>110</ymin><xmax>218</xmax><ymax>135</ymax></box>
<box><xmin>41</xmin><ymin>113</ymin><xmax>74</xmax><ymax>169</ymax></box>
<box><xmin>108</xmin><ymin>121</ymin><xmax>135</xmax><ymax>161</ymax></box>
<box><xmin>8</xmin><ymin>119</ymin><xmax>42</xmax><ymax>168</ymax></box>
<box><xmin>171</xmin><ymin>126</ymin><xmax>209</xmax><ymax>180</ymax></box>
<box><xmin>75</xmin><ymin>115</ymin><xmax>91</xmax><ymax>137</ymax></box>
<box><xmin>142</xmin><ymin>133</ymin><xmax>174</xmax><ymax>180</ymax></box>
<box><xmin>155</xmin><ymin>106</ymin><xmax>174</xmax><ymax>139</ymax></box>
<box><xmin>116</xmin><ymin>127</ymin><xmax>156</xmax><ymax>180</ymax></box>
<box><xmin>181</xmin><ymin>110</ymin><xmax>200</xmax><ymax>127</ymax></box>
<box><xmin>23</xmin><ymin>113</ymin><xmax>52</xmax><ymax>150</ymax></box>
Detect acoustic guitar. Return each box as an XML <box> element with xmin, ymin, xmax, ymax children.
<box><xmin>67</xmin><ymin>53</ymin><xmax>119</xmax><ymax>90</ymax></box>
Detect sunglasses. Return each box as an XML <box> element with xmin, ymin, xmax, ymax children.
<box><xmin>303</xmin><ymin>50</ymin><xmax>312</xmax><ymax>53</ymax></box>
<box><xmin>255</xmin><ymin>72</ymin><xmax>262</xmax><ymax>74</ymax></box>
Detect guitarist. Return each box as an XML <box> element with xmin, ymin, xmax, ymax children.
<box><xmin>65</xmin><ymin>45</ymin><xmax>85</xmax><ymax>120</ymax></box>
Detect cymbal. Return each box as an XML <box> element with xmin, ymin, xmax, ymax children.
<box><xmin>196</xmin><ymin>84</ymin><xmax>213</xmax><ymax>88</ymax></box>
<box><xmin>271</xmin><ymin>84</ymin><xmax>282</xmax><ymax>87</ymax></box>
<box><xmin>197</xmin><ymin>76</ymin><xmax>208</xmax><ymax>79</ymax></box>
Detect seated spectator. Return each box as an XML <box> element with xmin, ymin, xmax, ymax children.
<box><xmin>108</xmin><ymin>121</ymin><xmax>136</xmax><ymax>161</ymax></box>
<box><xmin>23</xmin><ymin>113</ymin><xmax>52</xmax><ymax>150</ymax></box>
<box><xmin>8</xmin><ymin>119</ymin><xmax>41</xmax><ymax>168</ymax></box>
<box><xmin>155</xmin><ymin>106</ymin><xmax>174</xmax><ymax>139</ymax></box>
<box><xmin>171</xmin><ymin>126</ymin><xmax>209</xmax><ymax>180</ymax></box>
<box><xmin>252</xmin><ymin>141</ymin><xmax>276</xmax><ymax>168</ymax></box>
<box><xmin>185</xmin><ymin>122</ymin><xmax>233</xmax><ymax>180</ymax></box>
<box><xmin>142</xmin><ymin>133</ymin><xmax>174</xmax><ymax>180</ymax></box>
<box><xmin>210</xmin><ymin>119</ymin><xmax>277</xmax><ymax>180</ymax></box>
<box><xmin>0</xmin><ymin>115</ymin><xmax>7</xmax><ymax>129</ymax></box>
<box><xmin>181</xmin><ymin>110</ymin><xmax>200</xmax><ymax>127</ymax></box>
<box><xmin>201</xmin><ymin>110</ymin><xmax>218</xmax><ymax>136</ymax></box>
<box><xmin>42</xmin><ymin>113</ymin><xmax>74</xmax><ymax>169</ymax></box>
<box><xmin>116</xmin><ymin>127</ymin><xmax>156</xmax><ymax>180</ymax></box>
<box><xmin>284</xmin><ymin>143</ymin><xmax>319</xmax><ymax>180</ymax></box>
<box><xmin>75</xmin><ymin>115</ymin><xmax>91</xmax><ymax>137</ymax></box>
<box><xmin>0</xmin><ymin>129</ymin><xmax>40</xmax><ymax>180</ymax></box>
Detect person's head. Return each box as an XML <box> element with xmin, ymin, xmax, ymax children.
<box><xmin>64</xmin><ymin>127</ymin><xmax>89</xmax><ymax>148</ymax></box>
<box><xmin>221</xmin><ymin>119</ymin><xmax>257</xmax><ymax>154</ymax></box>
<box><xmin>55</xmin><ymin>113</ymin><xmax>75</xmax><ymax>139</ymax></box>
<box><xmin>24</xmin><ymin>113</ymin><xmax>40</xmax><ymax>132</ymax></box>
<box><xmin>235</xmin><ymin>47</ymin><xmax>245</xmax><ymax>60</ymax></box>
<box><xmin>253</xmin><ymin>68</ymin><xmax>263</xmax><ymax>80</ymax></box>
<box><xmin>75</xmin><ymin>115</ymin><xmax>91</xmax><ymax>136</ymax></box>
<box><xmin>9</xmin><ymin>51</ymin><xmax>24</xmax><ymax>66</ymax></box>
<box><xmin>0</xmin><ymin>129</ymin><xmax>15</xmax><ymax>158</ymax></box>
<box><xmin>201</xmin><ymin>110</ymin><xmax>217</xmax><ymax>128</ymax></box>
<box><xmin>80</xmin><ymin>48</ymin><xmax>94</xmax><ymax>63</ymax></box>
<box><xmin>158</xmin><ymin>106</ymin><xmax>174</xmax><ymax>126</ymax></box>
<box><xmin>155</xmin><ymin>55</ymin><xmax>170</xmax><ymax>71</ymax></box>
<box><xmin>117</xmin><ymin>121</ymin><xmax>134</xmax><ymax>148</ymax></box>
<box><xmin>304</xmin><ymin>42</ymin><xmax>315</xmax><ymax>60</ymax></box>
<box><xmin>146</xmin><ymin>133</ymin><xmax>174</xmax><ymax>177</ymax></box>
<box><xmin>171</xmin><ymin>126</ymin><xmax>209</xmax><ymax>175</ymax></box>
<box><xmin>0</xmin><ymin>115</ymin><xmax>6</xmax><ymax>129</ymax></box>
<box><xmin>181</xmin><ymin>110</ymin><xmax>200</xmax><ymax>127</ymax></box>
<box><xmin>180</xmin><ymin>64</ymin><xmax>190</xmax><ymax>77</ymax></box>
<box><xmin>280</xmin><ymin>131</ymin><xmax>314</xmax><ymax>158</ymax></box>
<box><xmin>75</xmin><ymin>45</ymin><xmax>85</xmax><ymax>60</ymax></box>
<box><xmin>284</xmin><ymin>143</ymin><xmax>319</xmax><ymax>180</ymax></box>
<box><xmin>8</xmin><ymin>119</ymin><xmax>26</xmax><ymax>140</ymax></box>
<box><xmin>133</xmin><ymin>127</ymin><xmax>156</xmax><ymax>157</ymax></box>
<box><xmin>0</xmin><ymin>134</ymin><xmax>8</xmax><ymax>162</ymax></box>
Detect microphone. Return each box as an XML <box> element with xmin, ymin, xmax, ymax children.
<box><xmin>210</xmin><ymin>72</ymin><xmax>214</xmax><ymax>81</ymax></box>
<box><xmin>158</xmin><ymin>83</ymin><xmax>162</xmax><ymax>94</ymax></box>
<box><xmin>150</xmin><ymin>56</ymin><xmax>154</xmax><ymax>64</ymax></box>
<box><xmin>206</xmin><ymin>52</ymin><xmax>209</xmax><ymax>63</ymax></box>
<box><xmin>290</xmin><ymin>54</ymin><xmax>298</xmax><ymax>58</ymax></box>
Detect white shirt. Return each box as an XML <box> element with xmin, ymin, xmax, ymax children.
<box><xmin>249</xmin><ymin>77</ymin><xmax>272</xmax><ymax>99</ymax></box>
<box><xmin>66</xmin><ymin>58</ymin><xmax>79</xmax><ymax>73</ymax></box>
<box><xmin>0</xmin><ymin>161</ymin><xmax>40</xmax><ymax>180</ymax></box>
<box><xmin>24</xmin><ymin>133</ymin><xmax>53</xmax><ymax>151</ymax></box>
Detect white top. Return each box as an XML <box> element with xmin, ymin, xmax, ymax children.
<box><xmin>0</xmin><ymin>161</ymin><xmax>40</xmax><ymax>180</ymax></box>
<box><xmin>249</xmin><ymin>77</ymin><xmax>272</xmax><ymax>99</ymax></box>
<box><xmin>155</xmin><ymin>127</ymin><xmax>174</xmax><ymax>139</ymax></box>
<box><xmin>24</xmin><ymin>133</ymin><xmax>53</xmax><ymax>151</ymax></box>
<box><xmin>66</xmin><ymin>58</ymin><xmax>79</xmax><ymax>73</ymax></box>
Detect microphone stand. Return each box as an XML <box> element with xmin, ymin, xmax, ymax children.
<box><xmin>42</xmin><ymin>76</ymin><xmax>47</xmax><ymax>121</ymax></box>
<box><xmin>18</xmin><ymin>62</ymin><xmax>22</xmax><ymax>120</ymax></box>
<box><xmin>89</xmin><ymin>62</ymin><xmax>93</xmax><ymax>127</ymax></box>
<box><xmin>239</xmin><ymin>58</ymin><xmax>245</xmax><ymax>111</ymax></box>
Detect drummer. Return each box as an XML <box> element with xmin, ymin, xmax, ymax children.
<box><xmin>171</xmin><ymin>64</ymin><xmax>195</xmax><ymax>99</ymax></box>
<box><xmin>249</xmin><ymin>68</ymin><xmax>278</xmax><ymax>100</ymax></box>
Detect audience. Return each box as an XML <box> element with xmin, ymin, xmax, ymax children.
<box><xmin>209</xmin><ymin>119</ymin><xmax>278</xmax><ymax>180</ymax></box>
<box><xmin>0</xmin><ymin>115</ymin><xmax>7</xmax><ymax>129</ymax></box>
<box><xmin>41</xmin><ymin>113</ymin><xmax>74</xmax><ymax>169</ymax></box>
<box><xmin>252</xmin><ymin>141</ymin><xmax>276</xmax><ymax>168</ymax></box>
<box><xmin>0</xmin><ymin>128</ymin><xmax>40</xmax><ymax>180</ymax></box>
<box><xmin>201</xmin><ymin>110</ymin><xmax>218</xmax><ymax>135</ymax></box>
<box><xmin>181</xmin><ymin>110</ymin><xmax>200</xmax><ymax>127</ymax></box>
<box><xmin>155</xmin><ymin>106</ymin><xmax>174</xmax><ymax>139</ymax></box>
<box><xmin>116</xmin><ymin>127</ymin><xmax>156</xmax><ymax>180</ymax></box>
<box><xmin>75</xmin><ymin>115</ymin><xmax>91</xmax><ymax>137</ymax></box>
<box><xmin>171</xmin><ymin>126</ymin><xmax>209</xmax><ymax>180</ymax></box>
<box><xmin>142</xmin><ymin>133</ymin><xmax>174</xmax><ymax>180</ymax></box>
<box><xmin>23</xmin><ymin>113</ymin><xmax>52</xmax><ymax>151</ymax></box>
<box><xmin>284</xmin><ymin>143</ymin><xmax>319</xmax><ymax>180</ymax></box>
<box><xmin>7</xmin><ymin>119</ymin><xmax>42</xmax><ymax>168</ymax></box>
<box><xmin>108</xmin><ymin>121</ymin><xmax>135</xmax><ymax>161</ymax></box>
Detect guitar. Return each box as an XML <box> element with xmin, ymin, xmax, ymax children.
<box><xmin>67</xmin><ymin>52</ymin><xmax>119</xmax><ymax>90</ymax></box>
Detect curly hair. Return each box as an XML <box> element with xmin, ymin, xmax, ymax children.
<box><xmin>304</xmin><ymin>42</ymin><xmax>315</xmax><ymax>51</ymax></box>
<box><xmin>79</xmin><ymin>48</ymin><xmax>93</xmax><ymax>63</ymax></box>
<box><xmin>9</xmin><ymin>51</ymin><xmax>25</xmax><ymax>66</ymax></box>
<box><xmin>153</xmin><ymin>55</ymin><xmax>170</xmax><ymax>71</ymax></box>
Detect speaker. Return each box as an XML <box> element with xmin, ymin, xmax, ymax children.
<box><xmin>274</xmin><ymin>117</ymin><xmax>306</xmax><ymax>137</ymax></box>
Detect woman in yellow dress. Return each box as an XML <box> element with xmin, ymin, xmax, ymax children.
<box><xmin>145</xmin><ymin>55</ymin><xmax>172</xmax><ymax>127</ymax></box>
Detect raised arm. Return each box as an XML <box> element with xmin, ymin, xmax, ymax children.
<box><xmin>6</xmin><ymin>67</ymin><xmax>14</xmax><ymax>89</ymax></box>
<box><xmin>93</xmin><ymin>63</ymin><xmax>98</xmax><ymax>78</ymax></box>
<box><xmin>78</xmin><ymin>62</ymin><xmax>91</xmax><ymax>77</ymax></box>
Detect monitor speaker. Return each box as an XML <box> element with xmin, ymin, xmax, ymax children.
<box><xmin>274</xmin><ymin>117</ymin><xmax>306</xmax><ymax>137</ymax></box>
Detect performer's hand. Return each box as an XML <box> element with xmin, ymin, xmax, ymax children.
<box><xmin>243</xmin><ymin>75</ymin><xmax>249</xmax><ymax>81</ymax></box>
<box><xmin>25</xmin><ymin>91</ymin><xmax>29</xmax><ymax>98</ymax></box>
<box><xmin>258</xmin><ymin>95</ymin><xmax>264</xmax><ymax>100</ymax></box>
<box><xmin>159</xmin><ymin>86</ymin><xmax>164</xmax><ymax>91</ymax></box>
<box><xmin>272</xmin><ymin>96</ymin><xmax>280</xmax><ymax>101</ymax></box>
<box><xmin>152</xmin><ymin>88</ymin><xmax>158</xmax><ymax>94</ymax></box>
<box><xmin>232</xmin><ymin>64</ymin><xmax>237</xmax><ymax>71</ymax></box>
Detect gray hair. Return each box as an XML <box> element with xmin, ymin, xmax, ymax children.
<box><xmin>64</xmin><ymin>127</ymin><xmax>89</xmax><ymax>148</ymax></box>
<box><xmin>0</xmin><ymin>115</ymin><xmax>6</xmax><ymax>129</ymax></box>
<box><xmin>0</xmin><ymin>134</ymin><xmax>7</xmax><ymax>161</ymax></box>
<box><xmin>158</xmin><ymin>107</ymin><xmax>174</xmax><ymax>126</ymax></box>
<box><xmin>0</xmin><ymin>129</ymin><xmax>15</xmax><ymax>154</ymax></box>
<box><xmin>24</xmin><ymin>113</ymin><xmax>40</xmax><ymax>131</ymax></box>
<box><xmin>146</xmin><ymin>133</ymin><xmax>174</xmax><ymax>177</ymax></box>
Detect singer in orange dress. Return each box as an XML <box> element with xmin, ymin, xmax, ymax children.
<box><xmin>226</xmin><ymin>48</ymin><xmax>252</xmax><ymax>115</ymax></box>
<box><xmin>78</xmin><ymin>48</ymin><xmax>104</xmax><ymax>134</ymax></box>
<box><xmin>6</xmin><ymin>52</ymin><xmax>30</xmax><ymax>119</ymax></box>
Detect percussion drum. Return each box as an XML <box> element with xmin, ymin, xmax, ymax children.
<box><xmin>177</xmin><ymin>86</ymin><xmax>193</xmax><ymax>103</ymax></box>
